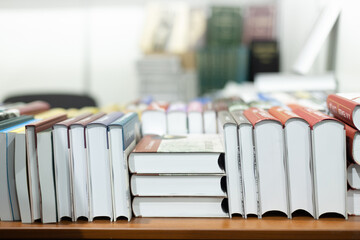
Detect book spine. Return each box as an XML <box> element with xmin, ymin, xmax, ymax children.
<box><xmin>327</xmin><ymin>94</ymin><xmax>357</xmax><ymax>128</ymax></box>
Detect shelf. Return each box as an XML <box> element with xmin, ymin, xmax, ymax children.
<box><xmin>1</xmin><ymin>216</ymin><xmax>360</xmax><ymax>239</ymax></box>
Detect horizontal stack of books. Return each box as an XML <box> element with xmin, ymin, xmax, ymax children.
<box><xmin>129</xmin><ymin>134</ymin><xmax>228</xmax><ymax>217</ymax></box>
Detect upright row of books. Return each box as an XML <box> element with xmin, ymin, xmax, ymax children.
<box><xmin>0</xmin><ymin>101</ymin><xmax>141</xmax><ymax>223</ymax></box>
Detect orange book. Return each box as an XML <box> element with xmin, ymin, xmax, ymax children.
<box><xmin>327</xmin><ymin>94</ymin><xmax>360</xmax><ymax>130</ymax></box>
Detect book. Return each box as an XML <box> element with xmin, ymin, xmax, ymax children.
<box><xmin>203</xmin><ymin>102</ymin><xmax>217</xmax><ymax>134</ymax></box>
<box><xmin>25</xmin><ymin>114</ymin><xmax>67</xmax><ymax>223</ymax></box>
<box><xmin>218</xmin><ymin>111</ymin><xmax>244</xmax><ymax>217</ymax></box>
<box><xmin>69</xmin><ymin>113</ymin><xmax>106</xmax><ymax>221</ymax></box>
<box><xmin>132</xmin><ymin>197</ymin><xmax>229</xmax><ymax>218</ymax></box>
<box><xmin>0</xmin><ymin>115</ymin><xmax>34</xmax><ymax>130</ymax></box>
<box><xmin>243</xmin><ymin>107</ymin><xmax>289</xmax><ymax>218</ymax></box>
<box><xmin>242</xmin><ymin>5</ymin><xmax>275</xmax><ymax>45</ymax></box>
<box><xmin>345</xmin><ymin>124</ymin><xmax>360</xmax><ymax>164</ymax></box>
<box><xmin>52</xmin><ymin>113</ymin><xmax>92</xmax><ymax>221</ymax></box>
<box><xmin>14</xmin><ymin>127</ymin><xmax>32</xmax><ymax>223</ymax></box>
<box><xmin>187</xmin><ymin>101</ymin><xmax>203</xmax><ymax>134</ymax></box>
<box><xmin>269</xmin><ymin>106</ymin><xmax>315</xmax><ymax>217</ymax></box>
<box><xmin>86</xmin><ymin>112</ymin><xmax>124</xmax><ymax>221</ymax></box>
<box><xmin>141</xmin><ymin>102</ymin><xmax>169</xmax><ymax>136</ymax></box>
<box><xmin>231</xmin><ymin>110</ymin><xmax>258</xmax><ymax>217</ymax></box>
<box><xmin>249</xmin><ymin>40</ymin><xmax>279</xmax><ymax>82</ymax></box>
<box><xmin>207</xmin><ymin>6</ymin><xmax>242</xmax><ymax>47</ymax></box>
<box><xmin>16</xmin><ymin>101</ymin><xmax>50</xmax><ymax>115</ymax></box>
<box><xmin>347</xmin><ymin>189</ymin><xmax>360</xmax><ymax>216</ymax></box>
<box><xmin>108</xmin><ymin>112</ymin><xmax>140</xmax><ymax>221</ymax></box>
<box><xmin>348</xmin><ymin>164</ymin><xmax>360</xmax><ymax>190</ymax></box>
<box><xmin>166</xmin><ymin>103</ymin><xmax>187</xmax><ymax>135</ymax></box>
<box><xmin>327</xmin><ymin>94</ymin><xmax>360</xmax><ymax>131</ymax></box>
<box><xmin>0</xmin><ymin>117</ymin><xmax>35</xmax><ymax>221</ymax></box>
<box><xmin>131</xmin><ymin>174</ymin><xmax>227</xmax><ymax>197</ymax></box>
<box><xmin>288</xmin><ymin>104</ymin><xmax>347</xmax><ymax>219</ymax></box>
<box><xmin>37</xmin><ymin>129</ymin><xmax>57</xmax><ymax>223</ymax></box>
<box><xmin>129</xmin><ymin>134</ymin><xmax>225</xmax><ymax>174</ymax></box>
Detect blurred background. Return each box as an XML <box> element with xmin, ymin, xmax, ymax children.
<box><xmin>0</xmin><ymin>0</ymin><xmax>359</xmax><ymax>106</ymax></box>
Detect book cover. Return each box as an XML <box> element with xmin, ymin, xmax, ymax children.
<box><xmin>133</xmin><ymin>134</ymin><xmax>224</xmax><ymax>153</ymax></box>
<box><xmin>327</xmin><ymin>94</ymin><xmax>360</xmax><ymax>129</ymax></box>
<box><xmin>288</xmin><ymin>104</ymin><xmax>340</xmax><ymax>128</ymax></box>
<box><xmin>243</xmin><ymin>107</ymin><xmax>280</xmax><ymax>126</ymax></box>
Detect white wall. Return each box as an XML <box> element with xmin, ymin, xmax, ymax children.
<box><xmin>0</xmin><ymin>0</ymin><xmax>358</xmax><ymax>106</ymax></box>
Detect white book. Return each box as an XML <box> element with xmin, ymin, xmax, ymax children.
<box><xmin>108</xmin><ymin>112</ymin><xmax>140</xmax><ymax>221</ymax></box>
<box><xmin>203</xmin><ymin>102</ymin><xmax>217</xmax><ymax>134</ymax></box>
<box><xmin>0</xmin><ymin>121</ymin><xmax>34</xmax><ymax>221</ymax></box>
<box><xmin>131</xmin><ymin>174</ymin><xmax>227</xmax><ymax>197</ymax></box>
<box><xmin>188</xmin><ymin>101</ymin><xmax>203</xmax><ymax>134</ymax></box>
<box><xmin>269</xmin><ymin>107</ymin><xmax>315</xmax><ymax>217</ymax></box>
<box><xmin>348</xmin><ymin>164</ymin><xmax>360</xmax><ymax>190</ymax></box>
<box><xmin>244</xmin><ymin>108</ymin><xmax>290</xmax><ymax>218</ymax></box>
<box><xmin>141</xmin><ymin>102</ymin><xmax>168</xmax><ymax>136</ymax></box>
<box><xmin>289</xmin><ymin>104</ymin><xmax>347</xmax><ymax>219</ymax></box>
<box><xmin>25</xmin><ymin>114</ymin><xmax>67</xmax><ymax>222</ymax></box>
<box><xmin>37</xmin><ymin>129</ymin><xmax>57</xmax><ymax>223</ymax></box>
<box><xmin>348</xmin><ymin>189</ymin><xmax>360</xmax><ymax>216</ymax></box>
<box><xmin>86</xmin><ymin>112</ymin><xmax>123</xmax><ymax>221</ymax></box>
<box><xmin>231</xmin><ymin>111</ymin><xmax>258</xmax><ymax>217</ymax></box>
<box><xmin>133</xmin><ymin>197</ymin><xmax>229</xmax><ymax>218</ymax></box>
<box><xmin>15</xmin><ymin>131</ymin><xmax>32</xmax><ymax>223</ymax></box>
<box><xmin>53</xmin><ymin>114</ymin><xmax>91</xmax><ymax>221</ymax></box>
<box><xmin>129</xmin><ymin>134</ymin><xmax>225</xmax><ymax>174</ymax></box>
<box><xmin>218</xmin><ymin>111</ymin><xmax>244</xmax><ymax>217</ymax></box>
<box><xmin>166</xmin><ymin>103</ymin><xmax>187</xmax><ymax>135</ymax></box>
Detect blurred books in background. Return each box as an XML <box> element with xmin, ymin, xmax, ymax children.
<box><xmin>138</xmin><ymin>2</ymin><xmax>279</xmax><ymax>100</ymax></box>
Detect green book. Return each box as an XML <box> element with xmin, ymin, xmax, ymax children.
<box><xmin>0</xmin><ymin>115</ymin><xmax>34</xmax><ymax>131</ymax></box>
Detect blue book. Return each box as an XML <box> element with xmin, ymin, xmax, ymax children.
<box><xmin>86</xmin><ymin>112</ymin><xmax>124</xmax><ymax>222</ymax></box>
<box><xmin>108</xmin><ymin>112</ymin><xmax>140</xmax><ymax>221</ymax></box>
<box><xmin>0</xmin><ymin>118</ymin><xmax>36</xmax><ymax>221</ymax></box>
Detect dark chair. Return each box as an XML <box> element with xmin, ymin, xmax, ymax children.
<box><xmin>3</xmin><ymin>93</ymin><xmax>97</xmax><ymax>109</ymax></box>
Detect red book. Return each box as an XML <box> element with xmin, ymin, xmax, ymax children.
<box><xmin>345</xmin><ymin>124</ymin><xmax>360</xmax><ymax>164</ymax></box>
<box><xmin>268</xmin><ymin>106</ymin><xmax>304</xmax><ymax>125</ymax></box>
<box><xmin>288</xmin><ymin>104</ymin><xmax>340</xmax><ymax>128</ymax></box>
<box><xmin>243</xmin><ymin>107</ymin><xmax>280</xmax><ymax>126</ymax></box>
<box><xmin>327</xmin><ymin>94</ymin><xmax>360</xmax><ymax>130</ymax></box>
<box><xmin>17</xmin><ymin>101</ymin><xmax>51</xmax><ymax>115</ymax></box>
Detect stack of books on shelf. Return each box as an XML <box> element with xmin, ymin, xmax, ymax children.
<box><xmin>129</xmin><ymin>134</ymin><xmax>228</xmax><ymax>217</ymax></box>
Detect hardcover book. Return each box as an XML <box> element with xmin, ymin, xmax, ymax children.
<box><xmin>129</xmin><ymin>134</ymin><xmax>225</xmax><ymax>174</ymax></box>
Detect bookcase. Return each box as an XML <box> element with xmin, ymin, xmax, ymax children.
<box><xmin>1</xmin><ymin>216</ymin><xmax>360</xmax><ymax>239</ymax></box>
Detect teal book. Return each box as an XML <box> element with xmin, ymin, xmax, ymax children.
<box><xmin>108</xmin><ymin>112</ymin><xmax>140</xmax><ymax>221</ymax></box>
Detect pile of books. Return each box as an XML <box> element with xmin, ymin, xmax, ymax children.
<box><xmin>326</xmin><ymin>94</ymin><xmax>360</xmax><ymax>216</ymax></box>
<box><xmin>129</xmin><ymin>134</ymin><xmax>228</xmax><ymax>217</ymax></box>
<box><xmin>0</xmin><ymin>92</ymin><xmax>357</xmax><ymax>223</ymax></box>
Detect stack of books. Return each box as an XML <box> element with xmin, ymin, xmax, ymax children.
<box><xmin>129</xmin><ymin>134</ymin><xmax>228</xmax><ymax>217</ymax></box>
<box><xmin>137</xmin><ymin>55</ymin><xmax>197</xmax><ymax>102</ymax></box>
<box><xmin>326</xmin><ymin>94</ymin><xmax>360</xmax><ymax>216</ymax></box>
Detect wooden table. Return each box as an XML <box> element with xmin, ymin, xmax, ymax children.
<box><xmin>1</xmin><ymin>216</ymin><xmax>360</xmax><ymax>239</ymax></box>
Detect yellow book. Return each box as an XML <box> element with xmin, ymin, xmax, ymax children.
<box><xmin>35</xmin><ymin>108</ymin><xmax>68</xmax><ymax>119</ymax></box>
